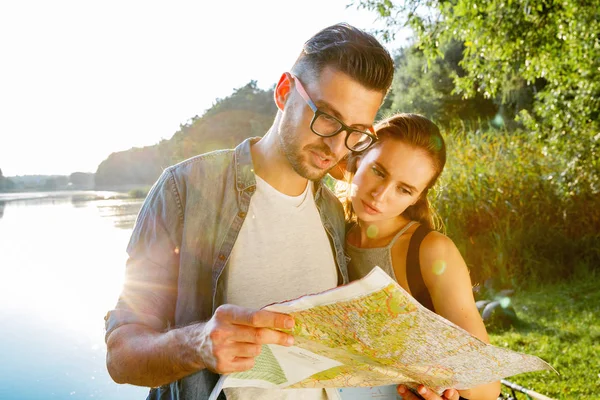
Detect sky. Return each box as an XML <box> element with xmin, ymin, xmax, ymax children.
<box><xmin>0</xmin><ymin>0</ymin><xmax>410</xmax><ymax>177</ymax></box>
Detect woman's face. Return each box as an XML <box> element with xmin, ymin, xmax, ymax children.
<box><xmin>351</xmin><ymin>139</ymin><xmax>436</xmax><ymax>223</ymax></box>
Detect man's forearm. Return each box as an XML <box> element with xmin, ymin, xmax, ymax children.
<box><xmin>106</xmin><ymin>323</ymin><xmax>207</xmax><ymax>388</ymax></box>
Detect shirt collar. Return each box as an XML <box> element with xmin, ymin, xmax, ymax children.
<box><xmin>234</xmin><ymin>137</ymin><xmax>259</xmax><ymax>192</ymax></box>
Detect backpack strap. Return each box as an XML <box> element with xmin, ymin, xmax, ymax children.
<box><xmin>406</xmin><ymin>224</ymin><xmax>435</xmax><ymax>312</ymax></box>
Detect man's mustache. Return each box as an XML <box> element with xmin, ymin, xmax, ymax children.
<box><xmin>305</xmin><ymin>144</ymin><xmax>337</xmax><ymax>161</ymax></box>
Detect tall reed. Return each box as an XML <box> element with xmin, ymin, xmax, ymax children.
<box><xmin>432</xmin><ymin>129</ymin><xmax>599</xmax><ymax>286</ymax></box>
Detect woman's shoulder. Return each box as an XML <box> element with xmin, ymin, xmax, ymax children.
<box><xmin>418</xmin><ymin>229</ymin><xmax>468</xmax><ymax>285</ymax></box>
<box><xmin>392</xmin><ymin>223</ymin><xmax>452</xmax><ymax>252</ymax></box>
<box><xmin>420</xmin><ymin>230</ymin><xmax>456</xmax><ymax>253</ymax></box>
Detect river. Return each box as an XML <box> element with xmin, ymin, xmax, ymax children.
<box><xmin>0</xmin><ymin>191</ymin><xmax>149</xmax><ymax>399</ymax></box>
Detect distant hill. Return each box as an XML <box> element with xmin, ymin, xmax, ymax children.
<box><xmin>0</xmin><ymin>172</ymin><xmax>95</xmax><ymax>192</ymax></box>
<box><xmin>94</xmin><ymin>81</ymin><xmax>277</xmax><ymax>189</ymax></box>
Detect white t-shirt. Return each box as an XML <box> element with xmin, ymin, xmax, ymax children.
<box><xmin>224</xmin><ymin>175</ymin><xmax>338</xmax><ymax>400</ymax></box>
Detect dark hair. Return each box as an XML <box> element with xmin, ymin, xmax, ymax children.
<box><xmin>291</xmin><ymin>23</ymin><xmax>394</xmax><ymax>94</ymax></box>
<box><xmin>344</xmin><ymin>113</ymin><xmax>447</xmax><ymax>230</ymax></box>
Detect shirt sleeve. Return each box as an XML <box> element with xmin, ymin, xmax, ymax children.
<box><xmin>104</xmin><ymin>168</ymin><xmax>184</xmax><ymax>341</ymax></box>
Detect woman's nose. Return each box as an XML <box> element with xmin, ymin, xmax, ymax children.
<box><xmin>371</xmin><ymin>184</ymin><xmax>390</xmax><ymax>200</ymax></box>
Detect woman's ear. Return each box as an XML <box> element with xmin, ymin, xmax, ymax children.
<box><xmin>274</xmin><ymin>72</ymin><xmax>292</xmax><ymax>111</ymax></box>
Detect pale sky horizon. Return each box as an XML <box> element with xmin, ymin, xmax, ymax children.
<box><xmin>0</xmin><ymin>0</ymin><xmax>410</xmax><ymax>177</ymax></box>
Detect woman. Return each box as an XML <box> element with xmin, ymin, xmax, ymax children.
<box><xmin>340</xmin><ymin>113</ymin><xmax>500</xmax><ymax>400</ymax></box>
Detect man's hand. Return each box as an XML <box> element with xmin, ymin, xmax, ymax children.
<box><xmin>198</xmin><ymin>304</ymin><xmax>295</xmax><ymax>374</ymax></box>
<box><xmin>398</xmin><ymin>384</ymin><xmax>460</xmax><ymax>400</ymax></box>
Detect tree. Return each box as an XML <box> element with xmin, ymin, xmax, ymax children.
<box><xmin>69</xmin><ymin>172</ymin><xmax>95</xmax><ymax>188</ymax></box>
<box><xmin>355</xmin><ymin>0</ymin><xmax>599</xmax><ymax>194</ymax></box>
<box><xmin>385</xmin><ymin>41</ymin><xmax>497</xmax><ymax>127</ymax></box>
<box><xmin>0</xmin><ymin>168</ymin><xmax>15</xmax><ymax>192</ymax></box>
<box><xmin>94</xmin><ymin>81</ymin><xmax>277</xmax><ymax>188</ymax></box>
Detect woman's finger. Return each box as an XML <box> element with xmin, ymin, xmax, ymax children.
<box><xmin>414</xmin><ymin>384</ymin><xmax>447</xmax><ymax>400</ymax></box>
<box><xmin>397</xmin><ymin>385</ymin><xmax>423</xmax><ymax>399</ymax></box>
<box><xmin>442</xmin><ymin>388</ymin><xmax>460</xmax><ymax>400</ymax></box>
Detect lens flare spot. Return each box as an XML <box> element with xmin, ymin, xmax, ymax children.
<box><xmin>500</xmin><ymin>297</ymin><xmax>511</xmax><ymax>308</ymax></box>
<box><xmin>174</xmin><ymin>247</ymin><xmax>180</xmax><ymax>255</ymax></box>
<box><xmin>492</xmin><ymin>114</ymin><xmax>505</xmax><ymax>127</ymax></box>
<box><xmin>432</xmin><ymin>260</ymin><xmax>447</xmax><ymax>275</ymax></box>
<box><xmin>366</xmin><ymin>225</ymin><xmax>379</xmax><ymax>239</ymax></box>
<box><xmin>430</xmin><ymin>135</ymin><xmax>444</xmax><ymax>151</ymax></box>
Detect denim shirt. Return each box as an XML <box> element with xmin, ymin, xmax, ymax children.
<box><xmin>104</xmin><ymin>137</ymin><xmax>348</xmax><ymax>400</ymax></box>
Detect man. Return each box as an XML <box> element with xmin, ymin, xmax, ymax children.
<box><xmin>104</xmin><ymin>23</ymin><xmax>394</xmax><ymax>400</ymax></box>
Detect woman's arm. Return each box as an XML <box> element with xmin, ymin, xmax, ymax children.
<box><xmin>418</xmin><ymin>231</ymin><xmax>500</xmax><ymax>400</ymax></box>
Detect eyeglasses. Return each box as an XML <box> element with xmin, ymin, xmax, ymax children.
<box><xmin>290</xmin><ymin>74</ymin><xmax>377</xmax><ymax>152</ymax></box>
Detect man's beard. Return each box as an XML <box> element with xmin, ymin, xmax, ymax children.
<box><xmin>278</xmin><ymin>119</ymin><xmax>337</xmax><ymax>181</ymax></box>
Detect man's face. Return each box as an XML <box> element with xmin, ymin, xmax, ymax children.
<box><xmin>277</xmin><ymin>66</ymin><xmax>384</xmax><ymax>181</ymax></box>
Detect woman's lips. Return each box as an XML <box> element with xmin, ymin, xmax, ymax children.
<box><xmin>361</xmin><ymin>200</ymin><xmax>380</xmax><ymax>215</ymax></box>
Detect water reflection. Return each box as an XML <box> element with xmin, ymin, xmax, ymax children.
<box><xmin>0</xmin><ymin>191</ymin><xmax>147</xmax><ymax>400</ymax></box>
<box><xmin>97</xmin><ymin>200</ymin><xmax>143</xmax><ymax>229</ymax></box>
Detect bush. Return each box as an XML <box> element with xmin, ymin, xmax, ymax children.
<box><xmin>128</xmin><ymin>187</ymin><xmax>150</xmax><ymax>199</ymax></box>
<box><xmin>432</xmin><ymin>128</ymin><xmax>600</xmax><ymax>286</ymax></box>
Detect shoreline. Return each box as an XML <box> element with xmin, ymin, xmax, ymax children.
<box><xmin>0</xmin><ymin>190</ymin><xmax>132</xmax><ymax>203</ymax></box>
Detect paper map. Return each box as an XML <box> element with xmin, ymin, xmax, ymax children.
<box><xmin>212</xmin><ymin>266</ymin><xmax>554</xmax><ymax>397</ymax></box>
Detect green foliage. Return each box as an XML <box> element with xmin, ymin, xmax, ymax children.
<box><xmin>43</xmin><ymin>176</ymin><xmax>68</xmax><ymax>190</ymax></box>
<box><xmin>69</xmin><ymin>172</ymin><xmax>95</xmax><ymax>189</ymax></box>
<box><xmin>490</xmin><ymin>275</ymin><xmax>600</xmax><ymax>398</ymax></box>
<box><xmin>1</xmin><ymin>174</ymin><xmax>76</xmax><ymax>192</ymax></box>
<box><xmin>386</xmin><ymin>41</ymin><xmax>497</xmax><ymax>127</ymax></box>
<box><xmin>203</xmin><ymin>80</ymin><xmax>277</xmax><ymax>119</ymax></box>
<box><xmin>431</xmin><ymin>128</ymin><xmax>599</xmax><ymax>285</ymax></box>
<box><xmin>128</xmin><ymin>187</ymin><xmax>151</xmax><ymax>199</ymax></box>
<box><xmin>355</xmin><ymin>0</ymin><xmax>600</xmax><ymax>195</ymax></box>
<box><xmin>0</xmin><ymin>169</ymin><xmax>15</xmax><ymax>192</ymax></box>
<box><xmin>95</xmin><ymin>145</ymin><xmax>166</xmax><ymax>188</ymax></box>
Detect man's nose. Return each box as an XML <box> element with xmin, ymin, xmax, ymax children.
<box><xmin>323</xmin><ymin>133</ymin><xmax>347</xmax><ymax>160</ymax></box>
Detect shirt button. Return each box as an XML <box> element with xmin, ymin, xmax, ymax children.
<box><xmin>218</xmin><ymin>254</ymin><xmax>226</xmax><ymax>261</ymax></box>
<box><xmin>238</xmin><ymin>211</ymin><xmax>246</xmax><ymax>218</ymax></box>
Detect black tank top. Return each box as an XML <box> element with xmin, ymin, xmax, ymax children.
<box><xmin>346</xmin><ymin>222</ymin><xmax>435</xmax><ymax>312</ymax></box>
<box><xmin>406</xmin><ymin>224</ymin><xmax>435</xmax><ymax>312</ymax></box>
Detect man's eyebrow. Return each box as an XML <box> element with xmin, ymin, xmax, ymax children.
<box><xmin>373</xmin><ymin>162</ymin><xmax>418</xmax><ymax>193</ymax></box>
<box><xmin>316</xmin><ymin>100</ymin><xmax>370</xmax><ymax>130</ymax></box>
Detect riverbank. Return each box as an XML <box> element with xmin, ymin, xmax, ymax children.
<box><xmin>0</xmin><ymin>190</ymin><xmax>130</xmax><ymax>203</ymax></box>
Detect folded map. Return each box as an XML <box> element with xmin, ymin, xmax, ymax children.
<box><xmin>210</xmin><ymin>266</ymin><xmax>554</xmax><ymax>399</ymax></box>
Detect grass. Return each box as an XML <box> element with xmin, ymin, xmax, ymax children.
<box><xmin>488</xmin><ymin>274</ymin><xmax>600</xmax><ymax>399</ymax></box>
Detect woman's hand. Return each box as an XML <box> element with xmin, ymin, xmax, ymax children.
<box><xmin>397</xmin><ymin>384</ymin><xmax>461</xmax><ymax>400</ymax></box>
